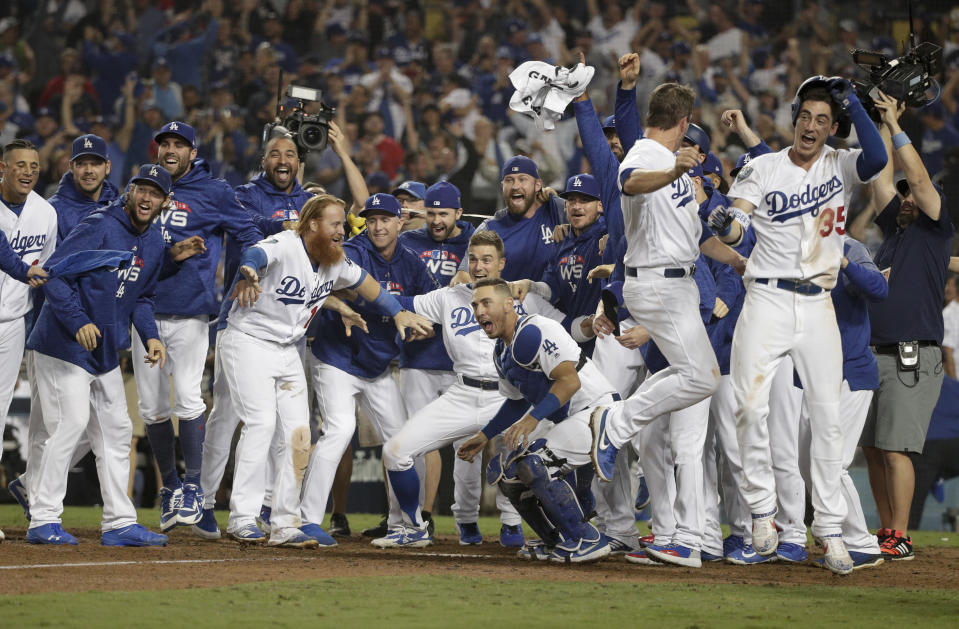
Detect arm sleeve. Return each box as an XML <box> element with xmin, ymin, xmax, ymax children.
<box><xmin>238</xmin><ymin>246</ymin><xmax>269</xmax><ymax>273</ymax></box>
<box><xmin>727</xmin><ymin>157</ymin><xmax>765</xmax><ymax>207</ymax></box>
<box><xmin>842</xmin><ymin>240</ymin><xmax>888</xmax><ymax>302</ymax></box>
<box><xmin>748</xmin><ymin>140</ymin><xmax>773</xmax><ymax>158</ymax></box>
<box><xmin>0</xmin><ymin>236</ymin><xmax>30</xmax><ymax>282</ymax></box>
<box><xmin>846</xmin><ymin>102</ymin><xmax>887</xmax><ymax>182</ymax></box>
<box><xmin>331</xmin><ymin>256</ymin><xmax>367</xmax><ymax>290</ymax></box>
<box><xmin>219</xmin><ymin>185</ymin><xmax>267</xmax><ymax>249</ymax></box>
<box><xmin>481</xmin><ymin>397</ymin><xmax>531</xmax><ymax>439</ymax></box>
<box><xmin>614</xmin><ymin>82</ymin><xmax>643</xmax><ymax>148</ymax></box>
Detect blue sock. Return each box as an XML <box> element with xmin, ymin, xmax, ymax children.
<box><xmin>145</xmin><ymin>420</ymin><xmax>180</xmax><ymax>489</ymax></box>
<box><xmin>178</xmin><ymin>414</ymin><xmax>206</xmax><ymax>486</ymax></box>
<box><xmin>387</xmin><ymin>468</ymin><xmax>422</xmax><ymax>527</ymax></box>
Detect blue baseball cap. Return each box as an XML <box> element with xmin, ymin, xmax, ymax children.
<box><xmin>360</xmin><ymin>193</ymin><xmax>402</xmax><ymax>218</ymax></box>
<box><xmin>501</xmin><ymin>155</ymin><xmax>539</xmax><ymax>180</ymax></box>
<box><xmin>601</xmin><ymin>115</ymin><xmax>616</xmax><ymax>130</ymax></box>
<box><xmin>559</xmin><ymin>174</ymin><xmax>601</xmax><ymax>201</ymax></box>
<box><xmin>35</xmin><ymin>106</ymin><xmax>55</xmax><ymax>120</ymax></box>
<box><xmin>425</xmin><ymin>181</ymin><xmax>461</xmax><ymax>209</ymax></box>
<box><xmin>391</xmin><ymin>180</ymin><xmax>427</xmax><ymax>200</ymax></box>
<box><xmin>154</xmin><ymin>121</ymin><xmax>196</xmax><ymax>147</ymax></box>
<box><xmin>702</xmin><ymin>152</ymin><xmax>723</xmax><ymax>178</ymax></box>
<box><xmin>687</xmin><ymin>163</ymin><xmax>704</xmax><ymax>179</ymax></box>
<box><xmin>71</xmin><ymin>134</ymin><xmax>108</xmax><ymax>161</ymax></box>
<box><xmin>131</xmin><ymin>163</ymin><xmax>172</xmax><ymax>195</ymax></box>
<box><xmin>730</xmin><ymin>153</ymin><xmax>752</xmax><ymax>178</ymax></box>
<box><xmin>683</xmin><ymin>123</ymin><xmax>710</xmax><ymax>154</ymax></box>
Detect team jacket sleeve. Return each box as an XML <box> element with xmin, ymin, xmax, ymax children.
<box><xmin>842</xmin><ymin>240</ymin><xmax>888</xmax><ymax>302</ymax></box>
<box><xmin>218</xmin><ymin>185</ymin><xmax>269</xmax><ymax>249</ymax></box>
<box><xmin>132</xmin><ymin>258</ymin><xmax>161</xmax><ymax>346</ymax></box>
<box><xmin>0</xmin><ymin>236</ymin><xmax>30</xmax><ymax>283</ymax></box>
<box><xmin>41</xmin><ymin>217</ymin><xmax>105</xmax><ymax>334</ymax></box>
<box><xmin>573</xmin><ymin>97</ymin><xmax>624</xmax><ymax>242</ymax></box>
<box><xmin>614</xmin><ymin>82</ymin><xmax>643</xmax><ymax>149</ymax></box>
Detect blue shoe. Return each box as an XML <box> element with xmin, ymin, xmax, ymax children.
<box><xmin>701</xmin><ymin>550</ymin><xmax>724</xmax><ymax>563</ymax></box>
<box><xmin>371</xmin><ymin>525</ymin><xmax>433</xmax><ymax>548</ymax></box>
<box><xmin>300</xmin><ymin>523</ymin><xmax>338</xmax><ymax>547</ymax></box>
<box><xmin>191</xmin><ymin>508</ymin><xmax>220</xmax><ymax>540</ymax></box>
<box><xmin>932</xmin><ymin>478</ymin><xmax>945</xmax><ymax>503</ymax></box>
<box><xmin>230</xmin><ymin>523</ymin><xmax>266</xmax><ymax>544</ymax></box>
<box><xmin>517</xmin><ymin>539</ymin><xmax>553</xmax><ymax>561</ymax></box>
<box><xmin>8</xmin><ymin>476</ymin><xmax>30</xmax><ymax>520</ymax></box>
<box><xmin>159</xmin><ymin>486</ymin><xmax>182</xmax><ymax>533</ymax></box>
<box><xmin>634</xmin><ymin>475</ymin><xmax>650</xmax><ymax>511</ymax></box>
<box><xmin>776</xmin><ymin>542</ymin><xmax>809</xmax><ymax>563</ymax></box>
<box><xmin>589</xmin><ymin>405</ymin><xmax>620</xmax><ymax>482</ymax></box>
<box><xmin>607</xmin><ymin>536</ymin><xmax>640</xmax><ymax>555</ymax></box>
<box><xmin>177</xmin><ymin>483</ymin><xmax>204</xmax><ymax>525</ymax></box>
<box><xmin>458</xmin><ymin>522</ymin><xmax>483</xmax><ymax>545</ymax></box>
<box><xmin>102</xmin><ymin>523</ymin><xmax>168</xmax><ymax>546</ymax></box>
<box><xmin>27</xmin><ymin>523</ymin><xmax>78</xmax><ymax>545</ymax></box>
<box><xmin>500</xmin><ymin>524</ymin><xmax>525</xmax><ymax>548</ymax></box>
<box><xmin>726</xmin><ymin>544</ymin><xmax>778</xmax><ymax>565</ymax></box>
<box><xmin>256</xmin><ymin>505</ymin><xmax>272</xmax><ymax>531</ymax></box>
<box><xmin>723</xmin><ymin>534</ymin><xmax>745</xmax><ymax>557</ymax></box>
<box><xmin>269</xmin><ymin>527</ymin><xmax>319</xmax><ymax>548</ymax></box>
<box><xmin>549</xmin><ymin>528</ymin><xmax>611</xmax><ymax>564</ymax></box>
<box><xmin>645</xmin><ymin>542</ymin><xmax>702</xmax><ymax>568</ymax></box>
<box><xmin>848</xmin><ymin>551</ymin><xmax>885</xmax><ymax>570</ymax></box>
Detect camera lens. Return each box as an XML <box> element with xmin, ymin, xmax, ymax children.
<box><xmin>300</xmin><ymin>123</ymin><xmax>328</xmax><ymax>150</ymax></box>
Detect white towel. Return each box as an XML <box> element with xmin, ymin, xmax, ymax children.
<box><xmin>509</xmin><ymin>61</ymin><xmax>595</xmax><ymax>130</ymax></box>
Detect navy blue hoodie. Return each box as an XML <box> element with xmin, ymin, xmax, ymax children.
<box><xmin>47</xmin><ymin>171</ymin><xmax>121</xmax><ymax>242</ymax></box>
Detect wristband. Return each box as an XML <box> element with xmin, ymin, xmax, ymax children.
<box><xmin>892</xmin><ymin>132</ymin><xmax>911</xmax><ymax>150</ymax></box>
<box><xmin>529</xmin><ymin>392</ymin><xmax>563</xmax><ymax>421</ymax></box>
<box><xmin>371</xmin><ymin>288</ymin><xmax>403</xmax><ymax>317</ymax></box>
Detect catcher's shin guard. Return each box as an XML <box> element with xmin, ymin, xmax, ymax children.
<box><xmin>516</xmin><ymin>453</ymin><xmax>591</xmax><ymax>543</ymax></box>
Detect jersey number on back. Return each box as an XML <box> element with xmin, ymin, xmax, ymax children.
<box><xmin>818</xmin><ymin>206</ymin><xmax>847</xmax><ymax>237</ymax></box>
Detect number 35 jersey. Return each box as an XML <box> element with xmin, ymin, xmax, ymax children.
<box><xmin>728</xmin><ymin>145</ymin><xmax>873</xmax><ymax>290</ymax></box>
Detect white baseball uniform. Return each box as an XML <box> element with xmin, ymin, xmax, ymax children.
<box><xmin>767</xmin><ymin>356</ymin><xmax>806</xmax><ymax>545</ymax></box>
<box><xmin>728</xmin><ymin>144</ymin><xmax>872</xmax><ymax>538</ymax></box>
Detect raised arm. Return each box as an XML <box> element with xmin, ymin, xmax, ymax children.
<box><xmin>328</xmin><ymin>120</ymin><xmax>369</xmax><ymax>216</ymax></box>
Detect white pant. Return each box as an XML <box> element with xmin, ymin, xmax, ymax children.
<box><xmin>0</xmin><ymin>317</ymin><xmax>26</xmax><ymax>463</ymax></box>
<box><xmin>701</xmin><ymin>413</ymin><xmax>724</xmax><ymax>556</ymax></box>
<box><xmin>606</xmin><ymin>274</ymin><xmax>720</xmax><ymax>448</ymax></box>
<box><xmin>732</xmin><ymin>284</ymin><xmax>845</xmax><ymax>538</ymax></box>
<box><xmin>799</xmin><ymin>383</ymin><xmax>880</xmax><ymax>553</ymax></box>
<box><xmin>527</xmin><ymin>406</ymin><xmax>595</xmax><ymax>468</ymax></box>
<box><xmin>132</xmin><ymin>315</ymin><xmax>209</xmax><ymax>423</ymax></box>
<box><xmin>300</xmin><ymin>359</ymin><xmax>408</xmax><ymax>527</ymax></box>
<box><xmin>711</xmin><ymin>375</ymin><xmax>750</xmax><ymax>541</ymax></box>
<box><xmin>768</xmin><ymin>356</ymin><xmax>806</xmax><ymax>544</ymax></box>
<box><xmin>218</xmin><ymin>328</ymin><xmax>309</xmax><ymax>532</ymax></box>
<box><xmin>29</xmin><ymin>353</ymin><xmax>138</xmax><ymax>532</ymax></box>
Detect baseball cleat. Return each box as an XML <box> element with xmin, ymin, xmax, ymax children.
<box><xmin>517</xmin><ymin>539</ymin><xmax>553</xmax><ymax>561</ymax></box>
<box><xmin>371</xmin><ymin>525</ymin><xmax>433</xmax><ymax>548</ymax></box>
<box><xmin>645</xmin><ymin>542</ymin><xmax>702</xmax><ymax>568</ymax></box>
<box><xmin>159</xmin><ymin>486</ymin><xmax>183</xmax><ymax>532</ymax></box>
<box><xmin>821</xmin><ymin>534</ymin><xmax>854</xmax><ymax>575</ymax></box>
<box><xmin>177</xmin><ymin>483</ymin><xmax>204</xmax><ymax>525</ymax></box>
<box><xmin>701</xmin><ymin>550</ymin><xmax>724</xmax><ymax>563</ymax></box>
<box><xmin>499</xmin><ymin>524</ymin><xmax>525</xmax><ymax>548</ymax></box>
<box><xmin>775</xmin><ymin>542</ymin><xmax>809</xmax><ymax>563</ymax></box>
<box><xmin>102</xmin><ymin>523</ymin><xmax>168</xmax><ymax>547</ymax></box>
<box><xmin>750</xmin><ymin>508</ymin><xmax>779</xmax><ymax>555</ymax></box>
<box><xmin>722</xmin><ymin>534</ymin><xmax>745</xmax><ymax>557</ymax></box>
<box><xmin>848</xmin><ymin>551</ymin><xmax>885</xmax><ymax>570</ymax></box>
<box><xmin>8</xmin><ymin>476</ymin><xmax>30</xmax><ymax>520</ymax></box>
<box><xmin>639</xmin><ymin>534</ymin><xmax>655</xmax><ymax>547</ymax></box>
<box><xmin>269</xmin><ymin>527</ymin><xmax>320</xmax><ymax>549</ymax></box>
<box><xmin>607</xmin><ymin>536</ymin><xmax>641</xmax><ymax>555</ymax></box>
<box><xmin>423</xmin><ymin>512</ymin><xmax>435</xmax><ymax>537</ymax></box>
<box><xmin>589</xmin><ymin>404</ymin><xmax>620</xmax><ymax>482</ymax></box>
<box><xmin>624</xmin><ymin>550</ymin><xmax>662</xmax><ymax>565</ymax></box>
<box><xmin>328</xmin><ymin>513</ymin><xmax>351</xmax><ymax>538</ymax></box>
<box><xmin>457</xmin><ymin>522</ymin><xmax>483</xmax><ymax>545</ymax></box>
<box><xmin>725</xmin><ymin>544</ymin><xmax>778</xmax><ymax>565</ymax></box>
<box><xmin>27</xmin><ymin>523</ymin><xmax>78</xmax><ymax>545</ymax></box>
<box><xmin>230</xmin><ymin>523</ymin><xmax>266</xmax><ymax>544</ymax></box>
<box><xmin>300</xmin><ymin>523</ymin><xmax>338</xmax><ymax>547</ymax></box>
<box><xmin>192</xmin><ymin>508</ymin><xmax>221</xmax><ymax>540</ymax></box>
<box><xmin>634</xmin><ymin>475</ymin><xmax>650</xmax><ymax>511</ymax></box>
<box><xmin>362</xmin><ymin>516</ymin><xmax>388</xmax><ymax>538</ymax></box>
<box><xmin>549</xmin><ymin>526</ymin><xmax>610</xmax><ymax>564</ymax></box>
<box><xmin>256</xmin><ymin>505</ymin><xmax>272</xmax><ymax>532</ymax></box>
<box><xmin>879</xmin><ymin>530</ymin><xmax>914</xmax><ymax>561</ymax></box>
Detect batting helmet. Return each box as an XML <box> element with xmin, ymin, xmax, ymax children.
<box><xmin>683</xmin><ymin>123</ymin><xmax>710</xmax><ymax>154</ymax></box>
<box><xmin>790</xmin><ymin>75</ymin><xmax>852</xmax><ymax>138</ymax></box>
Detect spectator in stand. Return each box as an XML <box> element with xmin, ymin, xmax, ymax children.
<box><xmin>360</xmin><ymin>47</ymin><xmax>413</xmax><ymax>144</ymax></box>
<box><xmin>150</xmin><ymin>58</ymin><xmax>184</xmax><ymax>121</ymax></box>
<box><xmin>152</xmin><ymin>6</ymin><xmax>221</xmax><ymax>95</ymax></box>
<box><xmin>919</xmin><ymin>102</ymin><xmax>959</xmax><ymax>181</ymax></box>
<box><xmin>389</xmin><ymin>9</ymin><xmax>430</xmax><ymax>67</ymax></box>
<box><xmin>361</xmin><ymin>112</ymin><xmax>404</xmax><ymax>181</ymax></box>
<box><xmin>704</xmin><ymin>3</ymin><xmax>745</xmax><ymax>63</ymax></box>
<box><xmin>79</xmin><ymin>20</ymin><xmax>138</xmax><ymax>111</ymax></box>
<box><xmin>0</xmin><ymin>17</ymin><xmax>35</xmax><ymax>85</ymax></box>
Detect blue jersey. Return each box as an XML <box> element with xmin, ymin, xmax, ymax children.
<box><xmin>310</xmin><ymin>231</ymin><xmax>440</xmax><ymax>379</ymax></box>
<box><xmin>27</xmin><ymin>201</ymin><xmax>168</xmax><ymax>375</ymax></box>
<box><xmin>47</xmin><ymin>171</ymin><xmax>121</xmax><ymax>243</ymax></box>
<box><xmin>480</xmin><ymin>195</ymin><xmax>566</xmax><ymax>281</ymax></box>
<box><xmin>833</xmin><ymin>238</ymin><xmax>888</xmax><ymax>390</ymax></box>
<box><xmin>229</xmin><ymin>173</ymin><xmax>313</xmax><ymax>287</ymax></box>
<box><xmin>397</xmin><ymin>220</ymin><xmax>475</xmax><ymax>370</ymax></box>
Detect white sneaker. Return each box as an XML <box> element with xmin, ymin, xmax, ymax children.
<box><xmin>822</xmin><ymin>534</ymin><xmax>854</xmax><ymax>575</ymax></box>
<box><xmin>268</xmin><ymin>526</ymin><xmax>319</xmax><ymax>549</ymax></box>
<box><xmin>751</xmin><ymin>509</ymin><xmax>779</xmax><ymax>556</ymax></box>
<box><xmin>372</xmin><ymin>525</ymin><xmax>433</xmax><ymax>548</ymax></box>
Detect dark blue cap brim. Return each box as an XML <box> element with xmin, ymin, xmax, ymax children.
<box><xmin>71</xmin><ymin>151</ymin><xmax>107</xmax><ymax>161</ymax></box>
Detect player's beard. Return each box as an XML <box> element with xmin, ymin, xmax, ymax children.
<box><xmin>313</xmin><ymin>238</ymin><xmax>345</xmax><ymax>267</ymax></box>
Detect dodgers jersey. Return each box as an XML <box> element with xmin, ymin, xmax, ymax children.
<box><xmin>495</xmin><ymin>315</ymin><xmax>616</xmax><ymax>422</ymax></box>
<box><xmin>0</xmin><ymin>190</ymin><xmax>57</xmax><ymax>321</ymax></box>
<box><xmin>222</xmin><ymin>230</ymin><xmax>365</xmax><ymax>345</ymax></box>
<box><xmin>617</xmin><ymin>138</ymin><xmax>701</xmax><ymax>269</ymax></box>
<box><xmin>406</xmin><ymin>284</ymin><xmax>565</xmax><ymax>380</ymax></box>
<box><xmin>728</xmin><ymin>145</ymin><xmax>870</xmax><ymax>290</ymax></box>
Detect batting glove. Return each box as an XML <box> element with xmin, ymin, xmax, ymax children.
<box><xmin>707</xmin><ymin>205</ymin><xmax>734</xmax><ymax>236</ymax></box>
<box><xmin>828</xmin><ymin>77</ymin><xmax>859</xmax><ymax>110</ymax></box>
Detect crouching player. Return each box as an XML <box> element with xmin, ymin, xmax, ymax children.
<box><xmin>458</xmin><ymin>278</ymin><xmax>618</xmax><ymax>563</ymax></box>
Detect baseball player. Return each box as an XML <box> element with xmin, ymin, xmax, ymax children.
<box><xmin>299</xmin><ymin>193</ymin><xmax>438</xmax><ymax>541</ymax></box>
<box><xmin>393</xmin><ymin>180</ymin><xmax>427</xmax><ymax>232</ymax></box>
<box><xmin>23</xmin><ymin>164</ymin><xmax>182</xmax><ymax>546</ymax></box>
<box><xmin>457</xmin><ymin>278</ymin><xmax>618</xmax><ymax>563</ymax></box>
<box><xmin>132</xmin><ymin>121</ymin><xmax>282</xmax><ymax>534</ymax></box>
<box><xmin>218</xmin><ymin>193</ymin><xmax>431</xmax><ymax>546</ymax></box>
<box><xmin>378</xmin><ymin>230</ymin><xmax>566</xmax><ymax>547</ymax></box>
<box><xmin>709</xmin><ymin>76</ymin><xmax>887</xmax><ymax>574</ymax></box>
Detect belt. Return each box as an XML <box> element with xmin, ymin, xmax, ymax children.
<box><xmin>461</xmin><ymin>376</ymin><xmax>499</xmax><ymax>390</ymax></box>
<box><xmin>755</xmin><ymin>278</ymin><xmax>823</xmax><ymax>295</ymax></box>
<box><xmin>626</xmin><ymin>264</ymin><xmax>696</xmax><ymax>278</ymax></box>
<box><xmin>874</xmin><ymin>341</ymin><xmax>939</xmax><ymax>355</ymax></box>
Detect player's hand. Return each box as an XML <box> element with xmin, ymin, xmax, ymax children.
<box><xmin>616</xmin><ymin>324</ymin><xmax>650</xmax><ymax>349</ymax></box>
<box><xmin>510</xmin><ymin>279</ymin><xmax>531</xmax><ymax>302</ymax></box>
<box><xmin>393</xmin><ymin>309</ymin><xmax>433</xmax><ymax>341</ymax></box>
<box><xmin>587</xmin><ymin>263</ymin><xmax>615</xmax><ymax>282</ymax></box>
<box><xmin>731</xmin><ymin>254</ymin><xmax>747</xmax><ymax>277</ymax></box>
<box><xmin>712</xmin><ymin>297</ymin><xmax>729</xmax><ymax>319</ymax></box>
<box><xmin>170</xmin><ymin>235</ymin><xmax>206</xmax><ymax>262</ymax></box>
<box><xmin>873</xmin><ymin>91</ymin><xmax>905</xmax><ymax>129</ymax></box>
<box><xmin>618</xmin><ymin>52</ymin><xmax>640</xmax><ymax>89</ymax></box>
<box><xmin>591</xmin><ymin>308</ymin><xmax>616</xmax><ymax>338</ymax></box>
<box><xmin>721</xmin><ymin>109</ymin><xmax>747</xmax><ymax>133</ymax></box>
<box><xmin>75</xmin><ymin>323</ymin><xmax>101</xmax><ymax>351</ymax></box>
<box><xmin>457</xmin><ymin>432</ymin><xmax>489</xmax><ymax>463</ymax></box>
<box><xmin>827</xmin><ymin>77</ymin><xmax>856</xmax><ymax>109</ymax></box>
<box><xmin>231</xmin><ymin>278</ymin><xmax>261</xmax><ymax>307</ymax></box>
<box><xmin>505</xmin><ymin>415</ymin><xmax>539</xmax><ymax>451</ymax></box>
<box><xmin>449</xmin><ymin>270</ymin><xmax>471</xmax><ymax>287</ymax></box>
<box><xmin>597</xmin><ymin>233</ymin><xmax>609</xmax><ymax>256</ymax></box>
<box><xmin>671</xmin><ymin>147</ymin><xmax>700</xmax><ymax>179</ymax></box>
<box><xmin>552</xmin><ymin>223</ymin><xmax>571</xmax><ymax>242</ymax></box>
<box><xmin>328</xmin><ymin>120</ymin><xmax>348</xmax><ymax>156</ymax></box>
<box><xmin>26</xmin><ymin>265</ymin><xmax>49</xmax><ymax>288</ymax></box>
<box><xmin>536</xmin><ymin>187</ymin><xmax>555</xmax><ymax>204</ymax></box>
<box><xmin>144</xmin><ymin>338</ymin><xmax>166</xmax><ymax>368</ymax></box>
<box><xmin>340</xmin><ymin>308</ymin><xmax>368</xmax><ymax>337</ymax></box>
<box><xmin>707</xmin><ymin>205</ymin><xmax>734</xmax><ymax>235</ymax></box>
<box><xmin>841</xmin><ymin>256</ymin><xmax>849</xmax><ymax>269</ymax></box>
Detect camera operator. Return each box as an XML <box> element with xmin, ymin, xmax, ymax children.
<box><xmin>862</xmin><ymin>92</ymin><xmax>953</xmax><ymax>561</ymax></box>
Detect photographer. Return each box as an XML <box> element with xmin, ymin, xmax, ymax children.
<box><xmin>862</xmin><ymin>92</ymin><xmax>953</xmax><ymax>561</ymax></box>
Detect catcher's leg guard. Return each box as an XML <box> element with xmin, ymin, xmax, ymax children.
<box><xmin>567</xmin><ymin>466</ymin><xmax>597</xmax><ymax>520</ymax></box>
<box><xmin>497</xmin><ymin>478</ymin><xmax>560</xmax><ymax>545</ymax></box>
<box><xmin>516</xmin><ymin>453</ymin><xmax>592</xmax><ymax>543</ymax></box>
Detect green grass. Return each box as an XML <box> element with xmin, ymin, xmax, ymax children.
<box><xmin>1</xmin><ymin>577</ymin><xmax>957</xmax><ymax>628</ymax></box>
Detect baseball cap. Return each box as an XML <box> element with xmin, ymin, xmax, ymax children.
<box><xmin>559</xmin><ymin>174</ymin><xmax>601</xmax><ymax>201</ymax></box>
<box><xmin>71</xmin><ymin>134</ymin><xmax>109</xmax><ymax>161</ymax></box>
<box><xmin>730</xmin><ymin>153</ymin><xmax>752</xmax><ymax>179</ymax></box>
<box><xmin>687</xmin><ymin>163</ymin><xmax>704</xmax><ymax>179</ymax></box>
<box><xmin>683</xmin><ymin>123</ymin><xmax>710</xmax><ymax>154</ymax></box>
<box><xmin>601</xmin><ymin>115</ymin><xmax>616</xmax><ymax>130</ymax></box>
<box><xmin>501</xmin><ymin>155</ymin><xmax>539</xmax><ymax>180</ymax></box>
<box><xmin>702</xmin><ymin>152</ymin><xmax>723</xmax><ymax>178</ymax></box>
<box><xmin>35</xmin><ymin>106</ymin><xmax>55</xmax><ymax>120</ymax></box>
<box><xmin>154</xmin><ymin>121</ymin><xmax>196</xmax><ymax>147</ymax></box>
<box><xmin>360</xmin><ymin>193</ymin><xmax>402</xmax><ymax>218</ymax></box>
<box><xmin>391</xmin><ymin>180</ymin><xmax>427</xmax><ymax>200</ymax></box>
<box><xmin>365</xmin><ymin>171</ymin><xmax>391</xmax><ymax>191</ymax></box>
<box><xmin>131</xmin><ymin>163</ymin><xmax>172</xmax><ymax>195</ymax></box>
<box><xmin>155</xmin><ymin>56</ymin><xmax>170</xmax><ymax>68</ymax></box>
<box><xmin>425</xmin><ymin>181</ymin><xmax>462</xmax><ymax>209</ymax></box>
